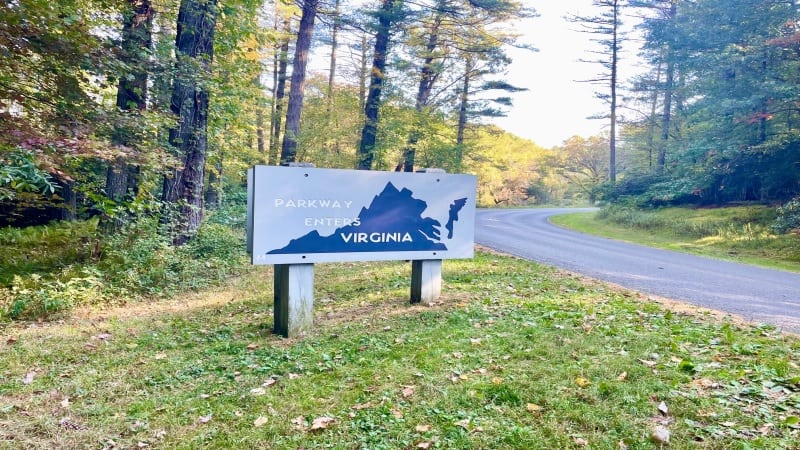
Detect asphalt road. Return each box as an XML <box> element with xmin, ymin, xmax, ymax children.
<box><xmin>475</xmin><ymin>208</ymin><xmax>800</xmax><ymax>334</ymax></box>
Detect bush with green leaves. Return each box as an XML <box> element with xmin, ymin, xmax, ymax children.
<box><xmin>0</xmin><ymin>148</ymin><xmax>58</xmax><ymax>202</ymax></box>
<box><xmin>0</xmin><ymin>273</ymin><xmax>105</xmax><ymax>320</ymax></box>
<box><xmin>1</xmin><ymin>215</ymin><xmax>248</xmax><ymax>321</ymax></box>
<box><xmin>773</xmin><ymin>197</ymin><xmax>800</xmax><ymax>234</ymax></box>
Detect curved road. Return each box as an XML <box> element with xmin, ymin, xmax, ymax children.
<box><xmin>475</xmin><ymin>208</ymin><xmax>800</xmax><ymax>334</ymax></box>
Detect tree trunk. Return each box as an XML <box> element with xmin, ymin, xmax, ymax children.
<box><xmin>358</xmin><ymin>0</ymin><xmax>398</xmax><ymax>170</ymax></box>
<box><xmin>359</xmin><ymin>34</ymin><xmax>368</xmax><ymax>114</ymax></box>
<box><xmin>657</xmin><ymin>1</ymin><xmax>677</xmax><ymax>174</ymax></box>
<box><xmin>455</xmin><ymin>56</ymin><xmax>473</xmax><ymax>167</ymax></box>
<box><xmin>608</xmin><ymin>0</ymin><xmax>619</xmax><ymax>184</ymax></box>
<box><xmin>269</xmin><ymin>19</ymin><xmax>291</xmax><ymax>165</ymax></box>
<box><xmin>163</xmin><ymin>0</ymin><xmax>218</xmax><ymax>245</ymax></box>
<box><xmin>327</xmin><ymin>0</ymin><xmax>341</xmax><ymax>155</ymax></box>
<box><xmin>205</xmin><ymin>158</ymin><xmax>222</xmax><ymax>208</ymax></box>
<box><xmin>104</xmin><ymin>0</ymin><xmax>153</xmax><ymax>231</ymax></box>
<box><xmin>280</xmin><ymin>0</ymin><xmax>319</xmax><ymax>164</ymax></box>
<box><xmin>402</xmin><ymin>12</ymin><xmax>442</xmax><ymax>172</ymax></box>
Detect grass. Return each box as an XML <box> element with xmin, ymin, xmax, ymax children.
<box><xmin>1</xmin><ymin>251</ymin><xmax>799</xmax><ymax>449</ymax></box>
<box><xmin>551</xmin><ymin>206</ymin><xmax>800</xmax><ymax>273</ymax></box>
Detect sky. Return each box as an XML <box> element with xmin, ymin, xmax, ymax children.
<box><xmin>491</xmin><ymin>1</ymin><xmax>643</xmax><ymax>148</ymax></box>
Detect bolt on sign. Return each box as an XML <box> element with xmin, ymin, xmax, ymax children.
<box><xmin>247</xmin><ymin>166</ymin><xmax>477</xmax><ymax>264</ymax></box>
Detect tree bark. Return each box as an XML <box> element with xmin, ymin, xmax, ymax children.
<box><xmin>358</xmin><ymin>0</ymin><xmax>398</xmax><ymax>170</ymax></box>
<box><xmin>402</xmin><ymin>12</ymin><xmax>442</xmax><ymax>172</ymax></box>
<box><xmin>269</xmin><ymin>19</ymin><xmax>291</xmax><ymax>165</ymax></box>
<box><xmin>280</xmin><ymin>0</ymin><xmax>319</xmax><ymax>164</ymax></box>
<box><xmin>163</xmin><ymin>0</ymin><xmax>218</xmax><ymax>245</ymax></box>
<box><xmin>609</xmin><ymin>0</ymin><xmax>619</xmax><ymax>184</ymax></box>
<box><xmin>104</xmin><ymin>0</ymin><xmax>153</xmax><ymax>231</ymax></box>
<box><xmin>455</xmin><ymin>56</ymin><xmax>473</xmax><ymax>166</ymax></box>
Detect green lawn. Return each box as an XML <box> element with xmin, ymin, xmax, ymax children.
<box><xmin>2</xmin><ymin>251</ymin><xmax>798</xmax><ymax>449</ymax></box>
<box><xmin>550</xmin><ymin>206</ymin><xmax>800</xmax><ymax>273</ymax></box>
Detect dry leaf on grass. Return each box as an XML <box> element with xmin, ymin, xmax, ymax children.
<box><xmin>526</xmin><ymin>403</ymin><xmax>543</xmax><ymax>413</ymax></box>
<box><xmin>22</xmin><ymin>371</ymin><xmax>36</xmax><ymax>385</ymax></box>
<box><xmin>651</xmin><ymin>425</ymin><xmax>670</xmax><ymax>443</ymax></box>
<box><xmin>253</xmin><ymin>416</ymin><xmax>268</xmax><ymax>427</ymax></box>
<box><xmin>310</xmin><ymin>416</ymin><xmax>334</xmax><ymax>431</ymax></box>
<box><xmin>401</xmin><ymin>386</ymin><xmax>415</xmax><ymax>398</ymax></box>
<box><xmin>415</xmin><ymin>424</ymin><xmax>432</xmax><ymax>432</ymax></box>
<box><xmin>291</xmin><ymin>416</ymin><xmax>308</xmax><ymax>430</ymax></box>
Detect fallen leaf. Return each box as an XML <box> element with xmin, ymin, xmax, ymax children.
<box><xmin>197</xmin><ymin>415</ymin><xmax>212</xmax><ymax>424</ymax></box>
<box><xmin>136</xmin><ymin>442</ymin><xmax>149</xmax><ymax>448</ymax></box>
<box><xmin>60</xmin><ymin>397</ymin><xmax>70</xmax><ymax>409</ymax></box>
<box><xmin>253</xmin><ymin>416</ymin><xmax>268</xmax><ymax>427</ymax></box>
<box><xmin>262</xmin><ymin>379</ymin><xmax>277</xmax><ymax>388</ymax></box>
<box><xmin>618</xmin><ymin>439</ymin><xmax>629</xmax><ymax>449</ymax></box>
<box><xmin>291</xmin><ymin>416</ymin><xmax>307</xmax><ymax>430</ymax></box>
<box><xmin>154</xmin><ymin>353</ymin><xmax>167</xmax><ymax>360</ymax></box>
<box><xmin>491</xmin><ymin>377</ymin><xmax>503</xmax><ymax>385</ymax></box>
<box><xmin>401</xmin><ymin>386</ymin><xmax>415</xmax><ymax>398</ymax></box>
<box><xmin>617</xmin><ymin>372</ymin><xmax>628</xmax><ymax>381</ymax></box>
<box><xmin>757</xmin><ymin>423</ymin><xmax>774</xmax><ymax>435</ymax></box>
<box><xmin>470</xmin><ymin>338</ymin><xmax>482</xmax><ymax>345</ymax></box>
<box><xmin>59</xmin><ymin>417</ymin><xmax>88</xmax><ymax>431</ymax></box>
<box><xmin>250</xmin><ymin>388</ymin><xmax>266</xmax><ymax>396</ymax></box>
<box><xmin>246</xmin><ymin>343</ymin><xmax>259</xmax><ymax>350</ymax></box>
<box><xmin>22</xmin><ymin>371</ymin><xmax>36</xmax><ymax>385</ymax></box>
<box><xmin>651</xmin><ymin>425</ymin><xmax>670</xmax><ymax>444</ymax></box>
<box><xmin>310</xmin><ymin>416</ymin><xmax>334</xmax><ymax>431</ymax></box>
<box><xmin>526</xmin><ymin>403</ymin><xmax>543</xmax><ymax>413</ymax></box>
<box><xmin>96</xmin><ymin>333</ymin><xmax>111</xmax><ymax>341</ymax></box>
<box><xmin>574</xmin><ymin>437</ymin><xmax>588</xmax><ymax>446</ymax></box>
<box><xmin>575</xmin><ymin>377</ymin><xmax>591</xmax><ymax>388</ymax></box>
<box><xmin>638</xmin><ymin>359</ymin><xmax>656</xmax><ymax>368</ymax></box>
<box><xmin>288</xmin><ymin>373</ymin><xmax>301</xmax><ymax>380</ymax></box>
<box><xmin>657</xmin><ymin>401</ymin><xmax>669</xmax><ymax>416</ymax></box>
<box><xmin>455</xmin><ymin>418</ymin><xmax>470</xmax><ymax>429</ymax></box>
<box><xmin>416</xmin><ymin>442</ymin><xmax>432</xmax><ymax>449</ymax></box>
<box><xmin>6</xmin><ymin>336</ymin><xmax>17</xmax><ymax>345</ymax></box>
<box><xmin>391</xmin><ymin>408</ymin><xmax>404</xmax><ymax>419</ymax></box>
<box><xmin>352</xmin><ymin>402</ymin><xmax>373</xmax><ymax>410</ymax></box>
<box><xmin>415</xmin><ymin>424</ymin><xmax>432</xmax><ymax>432</ymax></box>
<box><xmin>452</xmin><ymin>352</ymin><xmax>464</xmax><ymax>359</ymax></box>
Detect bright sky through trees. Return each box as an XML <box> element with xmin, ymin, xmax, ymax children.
<box><xmin>492</xmin><ymin>0</ymin><xmax>642</xmax><ymax>148</ymax></box>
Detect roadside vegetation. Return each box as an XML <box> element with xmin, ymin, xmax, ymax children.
<box><xmin>2</xmin><ymin>250</ymin><xmax>799</xmax><ymax>449</ymax></box>
<box><xmin>551</xmin><ymin>205</ymin><xmax>800</xmax><ymax>273</ymax></box>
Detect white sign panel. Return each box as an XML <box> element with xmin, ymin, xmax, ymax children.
<box><xmin>248</xmin><ymin>166</ymin><xmax>477</xmax><ymax>264</ymax></box>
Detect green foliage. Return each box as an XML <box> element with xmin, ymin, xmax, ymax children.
<box><xmin>0</xmin><ymin>216</ymin><xmax>248</xmax><ymax>321</ymax></box>
<box><xmin>98</xmin><ymin>217</ymin><xmax>247</xmax><ymax>297</ymax></box>
<box><xmin>0</xmin><ymin>218</ymin><xmax>100</xmax><ymax>285</ymax></box>
<box><xmin>0</xmin><ymin>273</ymin><xmax>105</xmax><ymax>321</ymax></box>
<box><xmin>774</xmin><ymin>197</ymin><xmax>800</xmax><ymax>234</ymax></box>
<box><xmin>0</xmin><ymin>148</ymin><xmax>59</xmax><ymax>201</ymax></box>
<box><xmin>597</xmin><ymin>204</ymin><xmax>778</xmax><ymax>239</ymax></box>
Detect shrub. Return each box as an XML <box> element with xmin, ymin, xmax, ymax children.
<box><xmin>773</xmin><ymin>197</ymin><xmax>800</xmax><ymax>234</ymax></box>
<box><xmin>0</xmin><ymin>273</ymin><xmax>105</xmax><ymax>320</ymax></box>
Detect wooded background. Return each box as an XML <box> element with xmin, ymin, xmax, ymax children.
<box><xmin>2</xmin><ymin>0</ymin><xmax>800</xmax><ymax>238</ymax></box>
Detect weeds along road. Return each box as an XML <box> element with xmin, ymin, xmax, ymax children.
<box><xmin>475</xmin><ymin>208</ymin><xmax>800</xmax><ymax>335</ymax></box>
